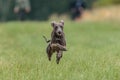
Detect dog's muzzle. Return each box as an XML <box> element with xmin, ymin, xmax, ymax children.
<box><xmin>56</xmin><ymin>27</ymin><xmax>63</xmax><ymax>36</ymax></box>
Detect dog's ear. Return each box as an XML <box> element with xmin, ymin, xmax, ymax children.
<box><xmin>51</xmin><ymin>21</ymin><xmax>56</xmax><ymax>27</ymax></box>
<box><xmin>60</xmin><ymin>20</ymin><xmax>64</xmax><ymax>26</ymax></box>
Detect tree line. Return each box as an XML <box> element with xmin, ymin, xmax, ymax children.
<box><xmin>0</xmin><ymin>0</ymin><xmax>120</xmax><ymax>21</ymax></box>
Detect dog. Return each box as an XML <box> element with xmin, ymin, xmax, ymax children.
<box><xmin>43</xmin><ymin>20</ymin><xmax>67</xmax><ymax>64</ymax></box>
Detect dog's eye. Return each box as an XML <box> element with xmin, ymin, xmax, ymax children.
<box><xmin>60</xmin><ymin>26</ymin><xmax>63</xmax><ymax>29</ymax></box>
<box><xmin>55</xmin><ymin>26</ymin><xmax>58</xmax><ymax>30</ymax></box>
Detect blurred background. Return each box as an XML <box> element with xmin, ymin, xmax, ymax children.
<box><xmin>1</xmin><ymin>1</ymin><xmax>120</xmax><ymax>80</ymax></box>
<box><xmin>0</xmin><ymin>0</ymin><xmax>120</xmax><ymax>21</ymax></box>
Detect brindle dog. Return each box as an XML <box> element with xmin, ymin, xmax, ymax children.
<box><xmin>43</xmin><ymin>20</ymin><xmax>67</xmax><ymax>64</ymax></box>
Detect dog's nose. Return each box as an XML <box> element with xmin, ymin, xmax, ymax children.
<box><xmin>58</xmin><ymin>31</ymin><xmax>61</xmax><ymax>34</ymax></box>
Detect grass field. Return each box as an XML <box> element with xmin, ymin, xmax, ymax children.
<box><xmin>0</xmin><ymin>21</ymin><xmax>120</xmax><ymax>80</ymax></box>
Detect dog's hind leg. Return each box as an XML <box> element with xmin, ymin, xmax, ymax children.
<box><xmin>48</xmin><ymin>52</ymin><xmax>53</xmax><ymax>61</ymax></box>
<box><xmin>46</xmin><ymin>45</ymin><xmax>53</xmax><ymax>61</ymax></box>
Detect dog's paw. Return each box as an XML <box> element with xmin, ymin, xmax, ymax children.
<box><xmin>59</xmin><ymin>47</ymin><xmax>67</xmax><ymax>51</ymax></box>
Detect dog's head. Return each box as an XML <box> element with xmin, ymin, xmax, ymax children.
<box><xmin>51</xmin><ymin>20</ymin><xmax>64</xmax><ymax>36</ymax></box>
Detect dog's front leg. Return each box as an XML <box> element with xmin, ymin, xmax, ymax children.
<box><xmin>50</xmin><ymin>43</ymin><xmax>67</xmax><ymax>51</ymax></box>
<box><xmin>56</xmin><ymin>44</ymin><xmax>67</xmax><ymax>51</ymax></box>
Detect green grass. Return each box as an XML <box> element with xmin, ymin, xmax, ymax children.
<box><xmin>0</xmin><ymin>21</ymin><xmax>120</xmax><ymax>80</ymax></box>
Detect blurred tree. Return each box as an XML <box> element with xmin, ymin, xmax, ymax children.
<box><xmin>0</xmin><ymin>0</ymin><xmax>120</xmax><ymax>21</ymax></box>
<box><xmin>113</xmin><ymin>0</ymin><xmax>120</xmax><ymax>4</ymax></box>
<box><xmin>0</xmin><ymin>0</ymin><xmax>12</xmax><ymax>21</ymax></box>
<box><xmin>94</xmin><ymin>0</ymin><xmax>120</xmax><ymax>6</ymax></box>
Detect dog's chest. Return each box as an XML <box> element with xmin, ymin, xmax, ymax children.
<box><xmin>53</xmin><ymin>37</ymin><xmax>63</xmax><ymax>45</ymax></box>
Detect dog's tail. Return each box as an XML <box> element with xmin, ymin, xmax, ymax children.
<box><xmin>43</xmin><ymin>35</ymin><xmax>51</xmax><ymax>43</ymax></box>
